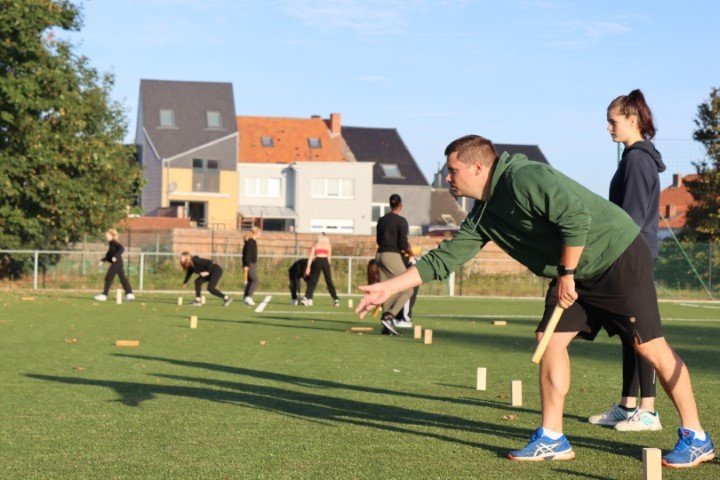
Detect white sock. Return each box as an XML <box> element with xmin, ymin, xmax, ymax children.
<box><xmin>540</xmin><ymin>427</ymin><xmax>563</xmax><ymax>440</ymax></box>
<box><xmin>685</xmin><ymin>428</ymin><xmax>706</xmax><ymax>441</ymax></box>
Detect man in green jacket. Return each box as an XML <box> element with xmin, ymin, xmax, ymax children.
<box><xmin>356</xmin><ymin>135</ymin><xmax>714</xmax><ymax>469</ymax></box>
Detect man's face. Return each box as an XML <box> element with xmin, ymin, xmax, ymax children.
<box><xmin>445</xmin><ymin>152</ymin><xmax>480</xmax><ymax>198</ymax></box>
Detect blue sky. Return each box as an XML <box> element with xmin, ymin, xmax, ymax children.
<box><xmin>67</xmin><ymin>0</ymin><xmax>718</xmax><ymax>195</ymax></box>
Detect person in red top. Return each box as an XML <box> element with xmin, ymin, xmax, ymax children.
<box><xmin>301</xmin><ymin>232</ymin><xmax>340</xmax><ymax>307</ymax></box>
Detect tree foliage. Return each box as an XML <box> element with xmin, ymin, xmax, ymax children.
<box><xmin>684</xmin><ymin>87</ymin><xmax>720</xmax><ymax>241</ymax></box>
<box><xmin>0</xmin><ymin>0</ymin><xmax>142</xmax><ymax>273</ymax></box>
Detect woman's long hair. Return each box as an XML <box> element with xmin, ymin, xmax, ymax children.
<box><xmin>180</xmin><ymin>252</ymin><xmax>193</xmax><ymax>271</ymax></box>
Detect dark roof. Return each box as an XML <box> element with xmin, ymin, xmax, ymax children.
<box><xmin>432</xmin><ymin>143</ymin><xmax>549</xmax><ymax>187</ymax></box>
<box><xmin>139</xmin><ymin>79</ymin><xmax>237</xmax><ymax>159</ymax></box>
<box><xmin>341</xmin><ymin>126</ymin><xmax>428</xmax><ymax>186</ymax></box>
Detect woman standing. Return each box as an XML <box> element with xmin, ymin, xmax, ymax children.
<box><xmin>301</xmin><ymin>232</ymin><xmax>340</xmax><ymax>307</ymax></box>
<box><xmin>180</xmin><ymin>252</ymin><xmax>232</xmax><ymax>307</ymax></box>
<box><xmin>94</xmin><ymin>229</ymin><xmax>135</xmax><ymax>302</ymax></box>
<box><xmin>242</xmin><ymin>227</ymin><xmax>260</xmax><ymax>306</ymax></box>
<box><xmin>588</xmin><ymin>89</ymin><xmax>666</xmax><ymax>432</ymax></box>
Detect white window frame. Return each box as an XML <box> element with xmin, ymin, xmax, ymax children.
<box><xmin>380</xmin><ymin>163</ymin><xmax>403</xmax><ymax>178</ymax></box>
<box><xmin>370</xmin><ymin>202</ymin><xmax>389</xmax><ymax>226</ymax></box>
<box><xmin>245</xmin><ymin>177</ymin><xmax>282</xmax><ymax>198</ymax></box>
<box><xmin>159</xmin><ymin>109</ymin><xmax>175</xmax><ymax>127</ymax></box>
<box><xmin>206</xmin><ymin>110</ymin><xmax>222</xmax><ymax>129</ymax></box>
<box><xmin>310</xmin><ymin>219</ymin><xmax>354</xmax><ymax>233</ymax></box>
<box><xmin>310</xmin><ymin>178</ymin><xmax>354</xmax><ymax>199</ymax></box>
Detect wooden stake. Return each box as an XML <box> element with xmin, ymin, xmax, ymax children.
<box><xmin>511</xmin><ymin>380</ymin><xmax>522</xmax><ymax>406</ymax></box>
<box><xmin>116</xmin><ymin>289</ymin><xmax>122</xmax><ymax>305</ymax></box>
<box><xmin>115</xmin><ymin>340</ymin><xmax>139</xmax><ymax>347</ymax></box>
<box><xmin>350</xmin><ymin>326</ymin><xmax>373</xmax><ymax>332</ymax></box>
<box><xmin>424</xmin><ymin>329</ymin><xmax>433</xmax><ymax>345</ymax></box>
<box><xmin>177</xmin><ymin>297</ymin><xmax>183</xmax><ymax>306</ymax></box>
<box><xmin>189</xmin><ymin>315</ymin><xmax>198</xmax><ymax>329</ymax></box>
<box><xmin>642</xmin><ymin>448</ymin><xmax>662</xmax><ymax>480</ymax></box>
<box><xmin>348</xmin><ymin>299</ymin><xmax>353</xmax><ymax>308</ymax></box>
<box><xmin>492</xmin><ymin>320</ymin><xmax>507</xmax><ymax>326</ymax></box>
<box><xmin>476</xmin><ymin>367</ymin><xmax>487</xmax><ymax>391</ymax></box>
<box><xmin>413</xmin><ymin>325</ymin><xmax>422</xmax><ymax>339</ymax></box>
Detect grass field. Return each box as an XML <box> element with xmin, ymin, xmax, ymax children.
<box><xmin>1</xmin><ymin>292</ymin><xmax>719</xmax><ymax>479</ymax></box>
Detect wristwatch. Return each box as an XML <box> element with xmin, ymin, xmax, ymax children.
<box><xmin>557</xmin><ymin>265</ymin><xmax>576</xmax><ymax>277</ymax></box>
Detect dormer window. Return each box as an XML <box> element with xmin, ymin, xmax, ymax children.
<box><xmin>206</xmin><ymin>111</ymin><xmax>222</xmax><ymax>129</ymax></box>
<box><xmin>308</xmin><ymin>137</ymin><xmax>322</xmax><ymax>149</ymax></box>
<box><xmin>261</xmin><ymin>136</ymin><xmax>274</xmax><ymax>147</ymax></box>
<box><xmin>380</xmin><ymin>163</ymin><xmax>403</xmax><ymax>178</ymax></box>
<box><xmin>159</xmin><ymin>109</ymin><xmax>175</xmax><ymax>127</ymax></box>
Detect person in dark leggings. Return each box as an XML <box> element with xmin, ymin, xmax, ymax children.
<box><xmin>288</xmin><ymin>258</ymin><xmax>309</xmax><ymax>305</ymax></box>
<box><xmin>302</xmin><ymin>233</ymin><xmax>339</xmax><ymax>307</ymax></box>
<box><xmin>588</xmin><ymin>89</ymin><xmax>666</xmax><ymax>432</ymax></box>
<box><xmin>180</xmin><ymin>252</ymin><xmax>232</xmax><ymax>307</ymax></box>
<box><xmin>94</xmin><ymin>228</ymin><xmax>135</xmax><ymax>302</ymax></box>
<box><xmin>242</xmin><ymin>227</ymin><xmax>260</xmax><ymax>305</ymax></box>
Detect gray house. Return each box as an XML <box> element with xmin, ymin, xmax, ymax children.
<box><xmin>341</xmin><ymin>126</ymin><xmax>430</xmax><ymax>235</ymax></box>
<box><xmin>135</xmin><ymin>79</ymin><xmax>238</xmax><ymax>229</ymax></box>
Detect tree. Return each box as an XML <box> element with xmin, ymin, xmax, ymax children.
<box><xmin>0</xmin><ymin>0</ymin><xmax>142</xmax><ymax>275</ymax></box>
<box><xmin>683</xmin><ymin>87</ymin><xmax>720</xmax><ymax>242</ymax></box>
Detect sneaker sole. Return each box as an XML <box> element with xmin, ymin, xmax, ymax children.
<box><xmin>381</xmin><ymin>320</ymin><xmax>400</xmax><ymax>335</ymax></box>
<box><xmin>662</xmin><ymin>451</ymin><xmax>715</xmax><ymax>468</ymax></box>
<box><xmin>614</xmin><ymin>423</ymin><xmax>662</xmax><ymax>432</ymax></box>
<box><xmin>507</xmin><ymin>450</ymin><xmax>576</xmax><ymax>462</ymax></box>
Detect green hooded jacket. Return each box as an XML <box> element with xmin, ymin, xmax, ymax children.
<box><xmin>416</xmin><ymin>152</ymin><xmax>640</xmax><ymax>282</ymax></box>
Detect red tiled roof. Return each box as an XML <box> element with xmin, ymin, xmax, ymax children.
<box><xmin>120</xmin><ymin>217</ymin><xmax>192</xmax><ymax>231</ymax></box>
<box><xmin>659</xmin><ymin>174</ymin><xmax>698</xmax><ymax>229</ymax></box>
<box><xmin>237</xmin><ymin>116</ymin><xmax>348</xmax><ymax>163</ymax></box>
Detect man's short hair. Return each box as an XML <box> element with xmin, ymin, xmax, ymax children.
<box><xmin>444</xmin><ymin>135</ymin><xmax>498</xmax><ymax>167</ymax></box>
<box><xmin>389</xmin><ymin>194</ymin><xmax>402</xmax><ymax>208</ymax></box>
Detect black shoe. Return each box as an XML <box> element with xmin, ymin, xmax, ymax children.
<box><xmin>381</xmin><ymin>313</ymin><xmax>400</xmax><ymax>335</ymax></box>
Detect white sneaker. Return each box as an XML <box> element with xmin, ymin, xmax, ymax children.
<box><xmin>614</xmin><ymin>409</ymin><xmax>662</xmax><ymax>431</ymax></box>
<box><xmin>244</xmin><ymin>297</ymin><xmax>256</xmax><ymax>306</ymax></box>
<box><xmin>394</xmin><ymin>320</ymin><xmax>413</xmax><ymax>328</ymax></box>
<box><xmin>291</xmin><ymin>299</ymin><xmax>299</xmax><ymax>306</ymax></box>
<box><xmin>125</xmin><ymin>293</ymin><xmax>135</xmax><ymax>301</ymax></box>
<box><xmin>300</xmin><ymin>297</ymin><xmax>313</xmax><ymax>306</ymax></box>
<box><xmin>588</xmin><ymin>403</ymin><xmax>634</xmax><ymax>426</ymax></box>
<box><xmin>93</xmin><ymin>294</ymin><xmax>107</xmax><ymax>302</ymax></box>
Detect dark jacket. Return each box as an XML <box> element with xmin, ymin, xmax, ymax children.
<box><xmin>609</xmin><ymin>140</ymin><xmax>666</xmax><ymax>259</ymax></box>
<box><xmin>183</xmin><ymin>256</ymin><xmax>216</xmax><ymax>284</ymax></box>
<box><xmin>416</xmin><ymin>152</ymin><xmax>640</xmax><ymax>282</ymax></box>
<box><xmin>102</xmin><ymin>240</ymin><xmax>124</xmax><ymax>263</ymax></box>
<box><xmin>242</xmin><ymin>239</ymin><xmax>257</xmax><ymax>267</ymax></box>
<box><xmin>376</xmin><ymin>213</ymin><xmax>410</xmax><ymax>254</ymax></box>
<box><xmin>288</xmin><ymin>259</ymin><xmax>309</xmax><ymax>279</ymax></box>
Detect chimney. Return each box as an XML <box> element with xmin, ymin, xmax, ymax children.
<box><xmin>673</xmin><ymin>173</ymin><xmax>682</xmax><ymax>188</ymax></box>
<box><xmin>329</xmin><ymin>112</ymin><xmax>341</xmax><ymax>135</ymax></box>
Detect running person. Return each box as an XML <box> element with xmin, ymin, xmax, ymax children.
<box><xmin>242</xmin><ymin>227</ymin><xmax>260</xmax><ymax>306</ymax></box>
<box><xmin>356</xmin><ymin>135</ymin><xmax>714</xmax><ymax>468</ymax></box>
<box><xmin>588</xmin><ymin>89</ymin><xmax>666</xmax><ymax>432</ymax></box>
<box><xmin>180</xmin><ymin>252</ymin><xmax>232</xmax><ymax>307</ymax></box>
<box><xmin>301</xmin><ymin>233</ymin><xmax>340</xmax><ymax>307</ymax></box>
<box><xmin>94</xmin><ymin>228</ymin><xmax>135</xmax><ymax>302</ymax></box>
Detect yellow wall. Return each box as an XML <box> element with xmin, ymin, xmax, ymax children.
<box><xmin>164</xmin><ymin>167</ymin><xmax>238</xmax><ymax>230</ymax></box>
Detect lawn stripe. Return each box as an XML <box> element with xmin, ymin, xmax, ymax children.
<box><xmin>255</xmin><ymin>295</ymin><xmax>272</xmax><ymax>313</ymax></box>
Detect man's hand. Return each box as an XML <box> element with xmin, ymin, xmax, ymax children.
<box><xmin>355</xmin><ymin>283</ymin><xmax>392</xmax><ymax>319</ymax></box>
<box><xmin>556</xmin><ymin>275</ymin><xmax>578</xmax><ymax>309</ymax></box>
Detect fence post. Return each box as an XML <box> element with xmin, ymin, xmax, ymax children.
<box><xmin>347</xmin><ymin>257</ymin><xmax>352</xmax><ymax>295</ymax></box>
<box><xmin>33</xmin><ymin>251</ymin><xmax>39</xmax><ymax>290</ymax></box>
<box><xmin>448</xmin><ymin>271</ymin><xmax>455</xmax><ymax>297</ymax></box>
<box><xmin>139</xmin><ymin>253</ymin><xmax>145</xmax><ymax>292</ymax></box>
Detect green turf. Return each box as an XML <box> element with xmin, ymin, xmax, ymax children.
<box><xmin>0</xmin><ymin>292</ymin><xmax>718</xmax><ymax>479</ymax></box>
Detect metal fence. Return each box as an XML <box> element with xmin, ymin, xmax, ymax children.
<box><xmin>0</xmin><ymin>243</ymin><xmax>717</xmax><ymax>300</ymax></box>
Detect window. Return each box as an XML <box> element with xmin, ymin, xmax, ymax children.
<box><xmin>371</xmin><ymin>203</ymin><xmax>388</xmax><ymax>222</ymax></box>
<box><xmin>192</xmin><ymin>159</ymin><xmax>220</xmax><ymax>192</ymax></box>
<box><xmin>308</xmin><ymin>137</ymin><xmax>322</xmax><ymax>149</ymax></box>
<box><xmin>159</xmin><ymin>109</ymin><xmax>175</xmax><ymax>127</ymax></box>
<box><xmin>380</xmin><ymin>163</ymin><xmax>403</xmax><ymax>178</ymax></box>
<box><xmin>206</xmin><ymin>111</ymin><xmax>222</xmax><ymax>128</ymax></box>
<box><xmin>311</xmin><ymin>219</ymin><xmax>354</xmax><ymax>233</ymax></box>
<box><xmin>261</xmin><ymin>136</ymin><xmax>274</xmax><ymax>147</ymax></box>
<box><xmin>310</xmin><ymin>178</ymin><xmax>354</xmax><ymax>199</ymax></box>
<box><xmin>245</xmin><ymin>177</ymin><xmax>281</xmax><ymax>198</ymax></box>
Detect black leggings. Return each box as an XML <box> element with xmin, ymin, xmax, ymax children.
<box><xmin>621</xmin><ymin>337</ymin><xmax>657</xmax><ymax>398</ymax></box>
<box><xmin>103</xmin><ymin>261</ymin><xmax>133</xmax><ymax>295</ymax></box>
<box><xmin>195</xmin><ymin>265</ymin><xmax>225</xmax><ymax>299</ymax></box>
<box><xmin>304</xmin><ymin>257</ymin><xmax>338</xmax><ymax>300</ymax></box>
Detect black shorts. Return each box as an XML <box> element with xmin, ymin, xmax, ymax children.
<box><xmin>536</xmin><ymin>235</ymin><xmax>662</xmax><ymax>345</ymax></box>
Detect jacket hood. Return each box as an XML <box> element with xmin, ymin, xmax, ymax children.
<box><xmin>623</xmin><ymin>140</ymin><xmax>666</xmax><ymax>173</ymax></box>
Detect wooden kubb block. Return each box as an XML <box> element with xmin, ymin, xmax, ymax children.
<box><xmin>177</xmin><ymin>297</ymin><xmax>183</xmax><ymax>306</ymax></box>
<box><xmin>424</xmin><ymin>329</ymin><xmax>433</xmax><ymax>345</ymax></box>
<box><xmin>511</xmin><ymin>380</ymin><xmax>522</xmax><ymax>406</ymax></box>
<box><xmin>642</xmin><ymin>448</ymin><xmax>662</xmax><ymax>480</ymax></box>
<box><xmin>115</xmin><ymin>340</ymin><xmax>139</xmax><ymax>347</ymax></box>
<box><xmin>413</xmin><ymin>325</ymin><xmax>422</xmax><ymax>339</ymax></box>
<box><xmin>476</xmin><ymin>368</ymin><xmax>487</xmax><ymax>391</ymax></box>
<box><xmin>189</xmin><ymin>315</ymin><xmax>198</xmax><ymax>329</ymax></box>
<box><xmin>116</xmin><ymin>289</ymin><xmax>122</xmax><ymax>304</ymax></box>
